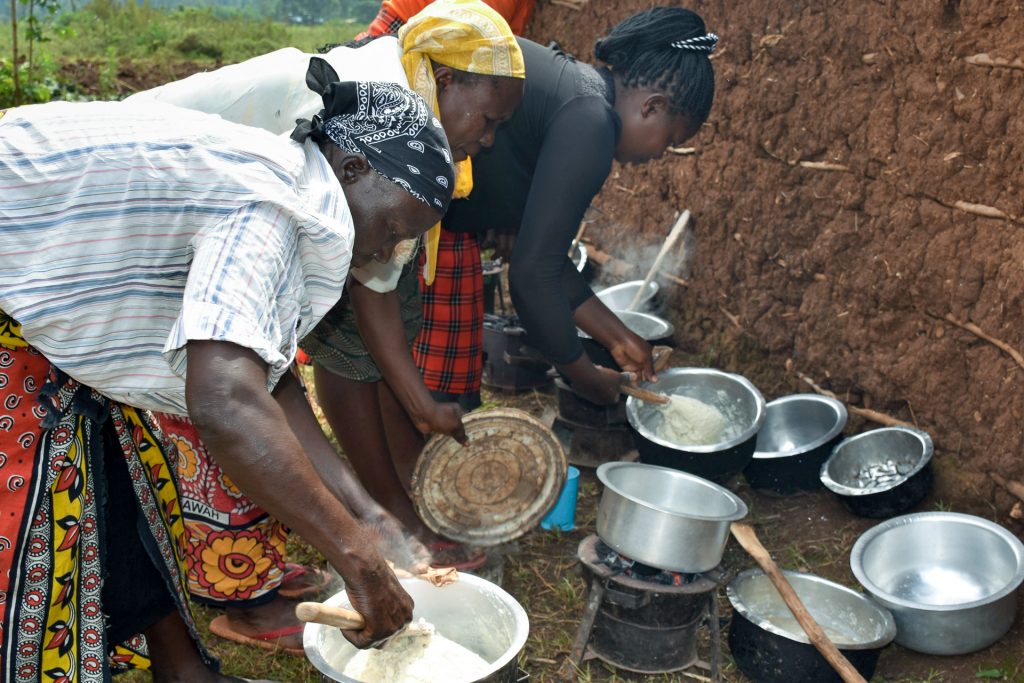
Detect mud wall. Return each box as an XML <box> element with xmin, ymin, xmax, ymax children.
<box><xmin>528</xmin><ymin>1</ymin><xmax>1024</xmax><ymax>497</ymax></box>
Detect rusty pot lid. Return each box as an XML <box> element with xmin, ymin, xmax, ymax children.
<box><xmin>411</xmin><ymin>408</ymin><xmax>567</xmax><ymax>546</ymax></box>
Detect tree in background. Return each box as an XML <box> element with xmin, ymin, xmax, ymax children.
<box><xmin>3</xmin><ymin>0</ymin><xmax>61</xmax><ymax>106</ymax></box>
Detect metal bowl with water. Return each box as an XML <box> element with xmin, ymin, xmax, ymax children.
<box><xmin>851</xmin><ymin>512</ymin><xmax>1024</xmax><ymax>655</ymax></box>
<box><xmin>303</xmin><ymin>574</ymin><xmax>529</xmax><ymax>682</ymax></box>
<box><xmin>727</xmin><ymin>569</ymin><xmax>895</xmax><ymax>683</ymax></box>
<box><xmin>820</xmin><ymin>426</ymin><xmax>933</xmax><ymax>517</ymax></box>
<box><xmin>594</xmin><ymin>280</ymin><xmax>659</xmax><ymax>312</ymax></box>
<box><xmin>626</xmin><ymin>368</ymin><xmax>765</xmax><ymax>483</ymax></box>
<box><xmin>744</xmin><ymin>394</ymin><xmax>847</xmax><ymax>495</ymax></box>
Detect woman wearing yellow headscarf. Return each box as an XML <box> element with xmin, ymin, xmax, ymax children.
<box><xmin>304</xmin><ymin>0</ymin><xmax>525</xmax><ymax>577</ymax></box>
<box><xmin>129</xmin><ymin>0</ymin><xmax>523</xmax><ymax>657</ymax></box>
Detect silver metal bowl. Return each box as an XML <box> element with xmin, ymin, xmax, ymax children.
<box><xmin>728</xmin><ymin>569</ymin><xmax>896</xmax><ymax>648</ymax></box>
<box><xmin>303</xmin><ymin>574</ymin><xmax>529</xmax><ymax>682</ymax></box>
<box><xmin>594</xmin><ymin>280</ymin><xmax>659</xmax><ymax>312</ymax></box>
<box><xmin>851</xmin><ymin>512</ymin><xmax>1024</xmax><ymax>655</ymax></box>
<box><xmin>753</xmin><ymin>395</ymin><xmax>847</xmax><ymax>459</ymax></box>
<box><xmin>596</xmin><ymin>461</ymin><xmax>747</xmax><ymax>572</ymax></box>
<box><xmin>578</xmin><ymin>310</ymin><xmax>673</xmax><ymax>342</ymax></box>
<box><xmin>744</xmin><ymin>395</ymin><xmax>848</xmax><ymax>495</ymax></box>
<box><xmin>820</xmin><ymin>426</ymin><xmax>933</xmax><ymax>517</ymax></box>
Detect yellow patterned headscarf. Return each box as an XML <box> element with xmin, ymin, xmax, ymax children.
<box><xmin>399</xmin><ymin>0</ymin><xmax>525</xmax><ymax>284</ymax></box>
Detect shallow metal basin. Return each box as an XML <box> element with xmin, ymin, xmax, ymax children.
<box><xmin>304</xmin><ymin>574</ymin><xmax>529</xmax><ymax>682</ymax></box>
<box><xmin>596</xmin><ymin>461</ymin><xmax>747</xmax><ymax>572</ymax></box>
<box><xmin>851</xmin><ymin>512</ymin><xmax>1024</xmax><ymax>654</ymax></box>
<box><xmin>594</xmin><ymin>280</ymin><xmax>659</xmax><ymax>311</ymax></box>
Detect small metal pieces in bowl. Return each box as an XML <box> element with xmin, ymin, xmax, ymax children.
<box><xmin>851</xmin><ymin>512</ymin><xmax>1024</xmax><ymax>655</ymax></box>
<box><xmin>744</xmin><ymin>394</ymin><xmax>848</xmax><ymax>496</ymax></box>
<box><xmin>726</xmin><ymin>569</ymin><xmax>896</xmax><ymax>683</ymax></box>
<box><xmin>819</xmin><ymin>426</ymin><xmax>933</xmax><ymax>518</ymax></box>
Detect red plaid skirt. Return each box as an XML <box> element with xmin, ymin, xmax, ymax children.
<box><xmin>414</xmin><ymin>231</ymin><xmax>484</xmax><ymax>395</ymax></box>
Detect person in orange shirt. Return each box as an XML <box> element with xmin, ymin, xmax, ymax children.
<box><xmin>360</xmin><ymin>0</ymin><xmax>535</xmax><ymax>38</ymax></box>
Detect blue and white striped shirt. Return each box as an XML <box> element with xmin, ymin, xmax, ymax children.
<box><xmin>0</xmin><ymin>100</ymin><xmax>354</xmax><ymax>415</ymax></box>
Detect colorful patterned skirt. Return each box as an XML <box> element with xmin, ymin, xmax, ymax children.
<box><xmin>153</xmin><ymin>413</ymin><xmax>290</xmax><ymax>606</ymax></box>
<box><xmin>413</xmin><ymin>230</ymin><xmax>484</xmax><ymax>396</ymax></box>
<box><xmin>0</xmin><ymin>313</ymin><xmax>205</xmax><ymax>683</ymax></box>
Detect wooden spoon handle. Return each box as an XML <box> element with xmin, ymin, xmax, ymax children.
<box><xmin>729</xmin><ymin>524</ymin><xmax>867</xmax><ymax>683</ymax></box>
<box><xmin>295</xmin><ymin>602</ymin><xmax>436</xmax><ymax>639</ymax></box>
<box><xmin>652</xmin><ymin>345</ymin><xmax>674</xmax><ymax>373</ymax></box>
<box><xmin>621</xmin><ymin>384</ymin><xmax>670</xmax><ymax>405</ymax></box>
<box><xmin>295</xmin><ymin>601</ymin><xmax>364</xmax><ymax>629</ymax></box>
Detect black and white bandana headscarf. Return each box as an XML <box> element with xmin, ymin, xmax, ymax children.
<box><xmin>292</xmin><ymin>58</ymin><xmax>455</xmax><ymax>213</ymax></box>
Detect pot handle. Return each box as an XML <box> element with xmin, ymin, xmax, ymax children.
<box><xmin>729</xmin><ymin>523</ymin><xmax>868</xmax><ymax>683</ymax></box>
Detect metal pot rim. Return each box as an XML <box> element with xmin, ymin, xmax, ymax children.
<box><xmin>752</xmin><ymin>394</ymin><xmax>848</xmax><ymax>459</ymax></box>
<box><xmin>577</xmin><ymin>309</ymin><xmax>674</xmax><ymax>341</ymax></box>
<box><xmin>302</xmin><ymin>574</ymin><xmax>530</xmax><ymax>681</ymax></box>
<box><xmin>596</xmin><ymin>461</ymin><xmax>749</xmax><ymax>521</ymax></box>
<box><xmin>850</xmin><ymin>511</ymin><xmax>1024</xmax><ymax>611</ymax></box>
<box><xmin>726</xmin><ymin>568</ymin><xmax>897</xmax><ymax>649</ymax></box>
<box><xmin>626</xmin><ymin>368</ymin><xmax>766</xmax><ymax>453</ymax></box>
<box><xmin>819</xmin><ymin>426</ymin><xmax>932</xmax><ymax>495</ymax></box>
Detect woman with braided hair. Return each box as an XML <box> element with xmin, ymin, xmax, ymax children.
<box><xmin>428</xmin><ymin>6</ymin><xmax>717</xmax><ymax>409</ymax></box>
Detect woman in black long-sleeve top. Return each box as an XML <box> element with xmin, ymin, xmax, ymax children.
<box><xmin>434</xmin><ymin>7</ymin><xmax>717</xmax><ymax>406</ymax></box>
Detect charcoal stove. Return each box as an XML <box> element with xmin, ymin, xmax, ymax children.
<box><xmin>570</xmin><ymin>534</ymin><xmax>726</xmax><ymax>679</ymax></box>
<box><xmin>551</xmin><ymin>378</ymin><xmax>634</xmax><ymax>467</ymax></box>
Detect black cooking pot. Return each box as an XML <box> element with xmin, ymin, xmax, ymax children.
<box><xmin>626</xmin><ymin>368</ymin><xmax>765</xmax><ymax>485</ymax></box>
<box><xmin>743</xmin><ymin>394</ymin><xmax>848</xmax><ymax>495</ymax></box>
<box><xmin>819</xmin><ymin>426</ymin><xmax>934</xmax><ymax>518</ymax></box>
<box><xmin>726</xmin><ymin>569</ymin><xmax>896</xmax><ymax>683</ymax></box>
<box><xmin>482</xmin><ymin>314</ymin><xmax>552</xmax><ymax>392</ymax></box>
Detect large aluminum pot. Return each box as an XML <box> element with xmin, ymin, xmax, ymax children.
<box><xmin>596</xmin><ymin>461</ymin><xmax>748</xmax><ymax>572</ymax></box>
<box><xmin>851</xmin><ymin>512</ymin><xmax>1024</xmax><ymax>655</ymax></box>
<box><xmin>626</xmin><ymin>368</ymin><xmax>765</xmax><ymax>484</ymax></box>
<box><xmin>303</xmin><ymin>574</ymin><xmax>529</xmax><ymax>682</ymax></box>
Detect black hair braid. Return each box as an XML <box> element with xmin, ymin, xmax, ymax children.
<box><xmin>593</xmin><ymin>7</ymin><xmax>716</xmax><ymax>124</ymax></box>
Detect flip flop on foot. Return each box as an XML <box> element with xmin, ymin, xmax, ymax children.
<box><xmin>209</xmin><ymin>615</ymin><xmax>305</xmax><ymax>656</ymax></box>
<box><xmin>277</xmin><ymin>562</ymin><xmax>333</xmax><ymax>599</ymax></box>
<box><xmin>427</xmin><ymin>540</ymin><xmax>487</xmax><ymax>571</ymax></box>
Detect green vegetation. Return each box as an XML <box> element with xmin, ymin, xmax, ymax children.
<box><xmin>2</xmin><ymin>0</ymin><xmax>361</xmax><ymax>106</ymax></box>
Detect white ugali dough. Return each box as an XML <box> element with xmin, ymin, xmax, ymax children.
<box><xmin>656</xmin><ymin>395</ymin><xmax>728</xmax><ymax>446</ymax></box>
<box><xmin>340</xmin><ymin>631</ymin><xmax>491</xmax><ymax>683</ymax></box>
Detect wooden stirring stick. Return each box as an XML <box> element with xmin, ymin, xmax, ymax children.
<box><xmin>295</xmin><ymin>602</ymin><xmax>435</xmax><ymax>639</ymax></box>
<box><xmin>621</xmin><ymin>384</ymin><xmax>670</xmax><ymax>405</ymax></box>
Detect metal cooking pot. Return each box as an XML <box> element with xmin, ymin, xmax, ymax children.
<box><xmin>820</xmin><ymin>426</ymin><xmax>933</xmax><ymax>518</ymax></box>
<box><xmin>743</xmin><ymin>394</ymin><xmax>848</xmax><ymax>495</ymax></box>
<box><xmin>596</xmin><ymin>461</ymin><xmax>748</xmax><ymax>573</ymax></box>
<box><xmin>303</xmin><ymin>574</ymin><xmax>529</xmax><ymax>682</ymax></box>
<box><xmin>577</xmin><ymin>310</ymin><xmax>674</xmax><ymax>370</ymax></box>
<box><xmin>594</xmin><ymin>280</ymin><xmax>659</xmax><ymax>312</ymax></box>
<box><xmin>626</xmin><ymin>368</ymin><xmax>765</xmax><ymax>484</ymax></box>
<box><xmin>727</xmin><ymin>569</ymin><xmax>895</xmax><ymax>683</ymax></box>
<box><xmin>851</xmin><ymin>512</ymin><xmax>1024</xmax><ymax>655</ymax></box>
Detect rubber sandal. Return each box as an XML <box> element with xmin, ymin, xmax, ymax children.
<box><xmin>277</xmin><ymin>562</ymin><xmax>332</xmax><ymax>599</ymax></box>
<box><xmin>427</xmin><ymin>540</ymin><xmax>487</xmax><ymax>571</ymax></box>
<box><xmin>208</xmin><ymin>615</ymin><xmax>305</xmax><ymax>656</ymax></box>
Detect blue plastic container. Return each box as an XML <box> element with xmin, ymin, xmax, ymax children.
<box><xmin>540</xmin><ymin>466</ymin><xmax>580</xmax><ymax>531</ymax></box>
